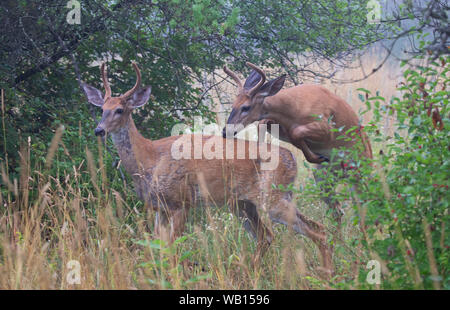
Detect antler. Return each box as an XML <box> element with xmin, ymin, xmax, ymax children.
<box><xmin>223</xmin><ymin>65</ymin><xmax>243</xmax><ymax>90</ymax></box>
<box><xmin>122</xmin><ymin>62</ymin><xmax>141</xmax><ymax>99</ymax></box>
<box><xmin>101</xmin><ymin>62</ymin><xmax>112</xmax><ymax>100</ymax></box>
<box><xmin>245</xmin><ymin>62</ymin><xmax>266</xmax><ymax>96</ymax></box>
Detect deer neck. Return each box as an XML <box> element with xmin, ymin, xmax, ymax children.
<box><xmin>110</xmin><ymin>115</ymin><xmax>152</xmax><ymax>176</ymax></box>
<box><xmin>262</xmin><ymin>97</ymin><xmax>293</xmax><ymax>128</ymax></box>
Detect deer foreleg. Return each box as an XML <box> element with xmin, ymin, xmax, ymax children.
<box><xmin>313</xmin><ymin>163</ymin><xmax>344</xmax><ymax>231</ymax></box>
<box><xmin>258</xmin><ymin>119</ymin><xmax>290</xmax><ymax>143</ymax></box>
<box><xmin>268</xmin><ymin>200</ymin><xmax>333</xmax><ymax>276</ymax></box>
<box><xmin>154</xmin><ymin>208</ymin><xmax>187</xmax><ymax>243</ymax></box>
<box><xmin>291</xmin><ymin>123</ymin><xmax>330</xmax><ymax>164</ymax></box>
<box><xmin>231</xmin><ymin>200</ymin><xmax>274</xmax><ymax>266</ymax></box>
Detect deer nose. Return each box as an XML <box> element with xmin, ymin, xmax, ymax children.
<box><xmin>222</xmin><ymin>126</ymin><xmax>237</xmax><ymax>139</ymax></box>
<box><xmin>94</xmin><ymin>127</ymin><xmax>105</xmax><ymax>137</ymax></box>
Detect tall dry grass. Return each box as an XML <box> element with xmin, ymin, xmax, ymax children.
<box><xmin>0</xmin><ymin>123</ymin><xmax>351</xmax><ymax>289</ymax></box>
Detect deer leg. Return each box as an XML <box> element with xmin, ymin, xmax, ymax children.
<box><xmin>169</xmin><ymin>208</ymin><xmax>188</xmax><ymax>242</ymax></box>
<box><xmin>298</xmin><ymin>140</ymin><xmax>329</xmax><ymax>164</ymax></box>
<box><xmin>258</xmin><ymin>119</ymin><xmax>291</xmax><ymax>143</ymax></box>
<box><xmin>313</xmin><ymin>163</ymin><xmax>344</xmax><ymax>233</ymax></box>
<box><xmin>154</xmin><ymin>211</ymin><xmax>170</xmax><ymax>242</ymax></box>
<box><xmin>242</xmin><ymin>201</ymin><xmax>273</xmax><ymax>262</ymax></box>
<box><xmin>154</xmin><ymin>208</ymin><xmax>188</xmax><ymax>243</ymax></box>
<box><xmin>291</xmin><ymin>124</ymin><xmax>329</xmax><ymax>164</ymax></box>
<box><xmin>231</xmin><ymin>201</ymin><xmax>274</xmax><ymax>265</ymax></box>
<box><xmin>278</xmin><ymin>125</ymin><xmax>291</xmax><ymax>143</ymax></box>
<box><xmin>153</xmin><ymin>208</ymin><xmax>188</xmax><ymax>270</ymax></box>
<box><xmin>268</xmin><ymin>200</ymin><xmax>333</xmax><ymax>275</ymax></box>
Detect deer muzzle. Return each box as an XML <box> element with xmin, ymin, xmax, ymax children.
<box><xmin>94</xmin><ymin>127</ymin><xmax>105</xmax><ymax>137</ymax></box>
<box><xmin>222</xmin><ymin>123</ymin><xmax>245</xmax><ymax>139</ymax></box>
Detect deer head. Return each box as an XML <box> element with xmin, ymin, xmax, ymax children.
<box><xmin>81</xmin><ymin>62</ymin><xmax>152</xmax><ymax>136</ymax></box>
<box><xmin>222</xmin><ymin>62</ymin><xmax>286</xmax><ymax>138</ymax></box>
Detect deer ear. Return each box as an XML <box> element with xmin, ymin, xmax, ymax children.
<box><xmin>130</xmin><ymin>86</ymin><xmax>152</xmax><ymax>108</ymax></box>
<box><xmin>243</xmin><ymin>70</ymin><xmax>262</xmax><ymax>91</ymax></box>
<box><xmin>256</xmin><ymin>75</ymin><xmax>286</xmax><ymax>98</ymax></box>
<box><xmin>81</xmin><ymin>83</ymin><xmax>104</xmax><ymax>107</ymax></box>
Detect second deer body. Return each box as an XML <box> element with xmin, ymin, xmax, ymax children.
<box><xmin>223</xmin><ymin>63</ymin><xmax>373</xmax><ymax>229</ymax></box>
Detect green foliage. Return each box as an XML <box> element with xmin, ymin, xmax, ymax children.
<box><xmin>358</xmin><ymin>56</ymin><xmax>449</xmax><ymax>289</ymax></box>
<box><xmin>296</xmin><ymin>56</ymin><xmax>449</xmax><ymax>289</ymax></box>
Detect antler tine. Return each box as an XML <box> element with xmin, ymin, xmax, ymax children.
<box><xmin>246</xmin><ymin>62</ymin><xmax>266</xmax><ymax>96</ymax></box>
<box><xmin>223</xmin><ymin>65</ymin><xmax>243</xmax><ymax>90</ymax></box>
<box><xmin>101</xmin><ymin>62</ymin><xmax>112</xmax><ymax>99</ymax></box>
<box><xmin>122</xmin><ymin>62</ymin><xmax>141</xmax><ymax>99</ymax></box>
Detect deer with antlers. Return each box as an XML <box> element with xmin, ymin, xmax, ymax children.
<box><xmin>81</xmin><ymin>62</ymin><xmax>333</xmax><ymax>272</ymax></box>
<box><xmin>223</xmin><ymin>62</ymin><xmax>373</xmax><ymax>228</ymax></box>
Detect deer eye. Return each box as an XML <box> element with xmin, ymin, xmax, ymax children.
<box><xmin>115</xmin><ymin>108</ymin><xmax>124</xmax><ymax>114</ymax></box>
<box><xmin>241</xmin><ymin>106</ymin><xmax>251</xmax><ymax>113</ymax></box>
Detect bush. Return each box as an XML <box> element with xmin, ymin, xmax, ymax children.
<box><xmin>297</xmin><ymin>55</ymin><xmax>449</xmax><ymax>289</ymax></box>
